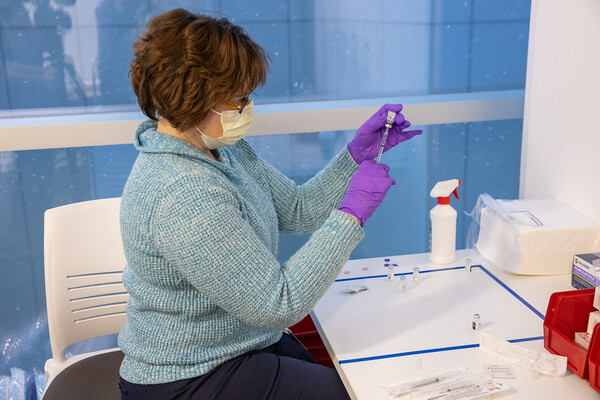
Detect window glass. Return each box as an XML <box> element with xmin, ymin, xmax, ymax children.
<box><xmin>0</xmin><ymin>0</ymin><xmax>530</xmax><ymax>379</ymax></box>
<box><xmin>0</xmin><ymin>118</ymin><xmax>522</xmax><ymax>374</ymax></box>
<box><xmin>0</xmin><ymin>0</ymin><xmax>530</xmax><ymax>114</ymax></box>
<box><xmin>247</xmin><ymin>119</ymin><xmax>523</xmax><ymax>261</ymax></box>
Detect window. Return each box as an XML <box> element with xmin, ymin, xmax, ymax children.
<box><xmin>0</xmin><ymin>0</ymin><xmax>531</xmax><ymax>376</ymax></box>
<box><xmin>0</xmin><ymin>0</ymin><xmax>530</xmax><ymax>113</ymax></box>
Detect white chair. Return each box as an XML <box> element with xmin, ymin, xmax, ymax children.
<box><xmin>42</xmin><ymin>197</ymin><xmax>128</xmax><ymax>400</ymax></box>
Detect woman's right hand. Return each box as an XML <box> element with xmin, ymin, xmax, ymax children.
<box><xmin>337</xmin><ymin>160</ymin><xmax>396</xmax><ymax>227</ymax></box>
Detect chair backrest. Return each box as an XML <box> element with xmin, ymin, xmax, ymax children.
<box><xmin>44</xmin><ymin>197</ymin><xmax>128</xmax><ymax>363</ymax></box>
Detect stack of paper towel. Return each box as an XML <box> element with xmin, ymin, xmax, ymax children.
<box><xmin>475</xmin><ymin>198</ymin><xmax>600</xmax><ymax>275</ymax></box>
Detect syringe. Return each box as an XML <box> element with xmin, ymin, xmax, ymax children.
<box><xmin>375</xmin><ymin>111</ymin><xmax>396</xmax><ymax>163</ymax></box>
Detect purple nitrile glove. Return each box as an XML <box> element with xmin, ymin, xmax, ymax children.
<box><xmin>348</xmin><ymin>104</ymin><xmax>423</xmax><ymax>164</ymax></box>
<box><xmin>338</xmin><ymin>160</ymin><xmax>396</xmax><ymax>227</ymax></box>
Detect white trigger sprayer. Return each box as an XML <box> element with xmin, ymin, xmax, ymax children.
<box><xmin>429</xmin><ymin>179</ymin><xmax>461</xmax><ymax>264</ymax></box>
<box><xmin>375</xmin><ymin>111</ymin><xmax>396</xmax><ymax>163</ymax></box>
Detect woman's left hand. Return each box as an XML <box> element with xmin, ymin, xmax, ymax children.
<box><xmin>348</xmin><ymin>104</ymin><xmax>422</xmax><ymax>164</ymax></box>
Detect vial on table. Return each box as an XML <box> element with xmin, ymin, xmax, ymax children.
<box><xmin>412</xmin><ymin>267</ymin><xmax>420</xmax><ymax>284</ymax></box>
<box><xmin>387</xmin><ymin>265</ymin><xmax>395</xmax><ymax>280</ymax></box>
<box><xmin>400</xmin><ymin>276</ymin><xmax>407</xmax><ymax>291</ymax></box>
<box><xmin>472</xmin><ymin>313</ymin><xmax>481</xmax><ymax>330</ymax></box>
<box><xmin>465</xmin><ymin>258</ymin><xmax>472</xmax><ymax>273</ymax></box>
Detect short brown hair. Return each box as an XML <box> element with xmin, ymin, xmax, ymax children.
<box><xmin>130</xmin><ymin>9</ymin><xmax>269</xmax><ymax>131</ymax></box>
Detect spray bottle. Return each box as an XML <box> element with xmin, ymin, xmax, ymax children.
<box><xmin>429</xmin><ymin>179</ymin><xmax>461</xmax><ymax>264</ymax></box>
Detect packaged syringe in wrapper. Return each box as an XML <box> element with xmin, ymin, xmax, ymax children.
<box><xmin>382</xmin><ymin>366</ymin><xmax>510</xmax><ymax>399</ymax></box>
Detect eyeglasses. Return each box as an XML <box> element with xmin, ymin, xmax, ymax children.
<box><xmin>225</xmin><ymin>96</ymin><xmax>251</xmax><ymax>114</ymax></box>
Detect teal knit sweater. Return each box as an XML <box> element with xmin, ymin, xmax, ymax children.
<box><xmin>118</xmin><ymin>120</ymin><xmax>364</xmax><ymax>384</ymax></box>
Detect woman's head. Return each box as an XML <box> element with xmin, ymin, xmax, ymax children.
<box><xmin>130</xmin><ymin>9</ymin><xmax>269</xmax><ymax>131</ymax></box>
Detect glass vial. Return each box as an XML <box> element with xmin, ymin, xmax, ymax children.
<box><xmin>412</xmin><ymin>267</ymin><xmax>420</xmax><ymax>284</ymax></box>
<box><xmin>465</xmin><ymin>258</ymin><xmax>472</xmax><ymax>273</ymax></box>
<box><xmin>400</xmin><ymin>276</ymin><xmax>407</xmax><ymax>291</ymax></box>
<box><xmin>472</xmin><ymin>313</ymin><xmax>481</xmax><ymax>330</ymax></box>
<box><xmin>387</xmin><ymin>266</ymin><xmax>395</xmax><ymax>280</ymax></box>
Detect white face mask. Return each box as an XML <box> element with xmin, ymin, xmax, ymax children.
<box><xmin>195</xmin><ymin>100</ymin><xmax>254</xmax><ymax>149</ymax></box>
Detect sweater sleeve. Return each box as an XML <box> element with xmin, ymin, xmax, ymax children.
<box><xmin>152</xmin><ymin>174</ymin><xmax>364</xmax><ymax>331</ymax></box>
<box><xmin>251</xmin><ymin>146</ymin><xmax>359</xmax><ymax>234</ymax></box>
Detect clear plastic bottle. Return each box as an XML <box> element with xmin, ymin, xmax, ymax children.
<box><xmin>429</xmin><ymin>179</ymin><xmax>461</xmax><ymax>264</ymax></box>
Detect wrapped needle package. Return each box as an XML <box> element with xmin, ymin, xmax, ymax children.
<box><xmin>467</xmin><ymin>194</ymin><xmax>600</xmax><ymax>275</ymax></box>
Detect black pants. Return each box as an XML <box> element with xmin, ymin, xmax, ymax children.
<box><xmin>119</xmin><ymin>333</ymin><xmax>350</xmax><ymax>400</ymax></box>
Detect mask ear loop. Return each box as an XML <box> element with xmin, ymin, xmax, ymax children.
<box><xmin>196</xmin><ymin>108</ymin><xmax>224</xmax><ymax>140</ymax></box>
<box><xmin>192</xmin><ymin>125</ymin><xmax>220</xmax><ymax>159</ymax></box>
<box><xmin>193</xmin><ymin>125</ymin><xmax>205</xmax><ymax>136</ymax></box>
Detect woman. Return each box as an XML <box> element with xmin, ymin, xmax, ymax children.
<box><xmin>118</xmin><ymin>8</ymin><xmax>421</xmax><ymax>400</ymax></box>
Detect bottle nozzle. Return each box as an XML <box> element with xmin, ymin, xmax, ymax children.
<box><xmin>430</xmin><ymin>179</ymin><xmax>462</xmax><ymax>200</ymax></box>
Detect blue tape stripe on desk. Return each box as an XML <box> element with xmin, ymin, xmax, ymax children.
<box><xmin>334</xmin><ymin>263</ymin><xmax>546</xmax><ymax>365</ymax></box>
<box><xmin>335</xmin><ymin>265</ymin><xmax>545</xmax><ymax>320</ymax></box>
<box><xmin>477</xmin><ymin>265</ymin><xmax>545</xmax><ymax>320</ymax></box>
<box><xmin>338</xmin><ymin>336</ymin><xmax>544</xmax><ymax>365</ymax></box>
<box><xmin>335</xmin><ymin>266</ymin><xmax>463</xmax><ymax>282</ymax></box>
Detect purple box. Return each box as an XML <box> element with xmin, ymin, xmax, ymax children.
<box><xmin>572</xmin><ymin>253</ymin><xmax>600</xmax><ymax>289</ymax></box>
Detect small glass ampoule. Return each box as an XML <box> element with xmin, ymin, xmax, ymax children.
<box><xmin>387</xmin><ymin>265</ymin><xmax>395</xmax><ymax>280</ymax></box>
<box><xmin>412</xmin><ymin>267</ymin><xmax>420</xmax><ymax>284</ymax></box>
<box><xmin>472</xmin><ymin>313</ymin><xmax>481</xmax><ymax>330</ymax></box>
<box><xmin>465</xmin><ymin>258</ymin><xmax>472</xmax><ymax>273</ymax></box>
<box><xmin>400</xmin><ymin>275</ymin><xmax>407</xmax><ymax>291</ymax></box>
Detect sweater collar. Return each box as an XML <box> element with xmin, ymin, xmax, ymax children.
<box><xmin>133</xmin><ymin>120</ymin><xmax>243</xmax><ymax>182</ymax></box>
<box><xmin>134</xmin><ymin>119</ymin><xmax>230</xmax><ymax>162</ymax></box>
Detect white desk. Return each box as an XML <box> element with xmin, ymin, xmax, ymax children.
<box><xmin>311</xmin><ymin>250</ymin><xmax>600</xmax><ymax>399</ymax></box>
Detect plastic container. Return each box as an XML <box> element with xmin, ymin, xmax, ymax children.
<box><xmin>289</xmin><ymin>315</ymin><xmax>333</xmax><ymax>368</ymax></box>
<box><xmin>543</xmin><ymin>288</ymin><xmax>596</xmax><ymax>379</ymax></box>
<box><xmin>309</xmin><ymin>347</ymin><xmax>334</xmax><ymax>368</ymax></box>
<box><xmin>587</xmin><ymin>323</ymin><xmax>600</xmax><ymax>393</ymax></box>
<box><xmin>289</xmin><ymin>315</ymin><xmax>317</xmax><ymax>334</ymax></box>
<box><xmin>294</xmin><ymin>331</ymin><xmax>324</xmax><ymax>349</ymax></box>
<box><xmin>429</xmin><ymin>179</ymin><xmax>461</xmax><ymax>264</ymax></box>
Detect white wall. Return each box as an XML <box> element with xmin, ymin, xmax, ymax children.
<box><xmin>520</xmin><ymin>0</ymin><xmax>600</xmax><ymax>222</ymax></box>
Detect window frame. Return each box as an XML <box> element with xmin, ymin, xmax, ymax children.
<box><xmin>0</xmin><ymin>90</ymin><xmax>523</xmax><ymax>152</ymax></box>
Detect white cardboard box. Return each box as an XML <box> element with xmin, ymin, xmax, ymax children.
<box><xmin>575</xmin><ymin>332</ymin><xmax>591</xmax><ymax>350</ymax></box>
<box><xmin>588</xmin><ymin>311</ymin><xmax>600</xmax><ymax>336</ymax></box>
